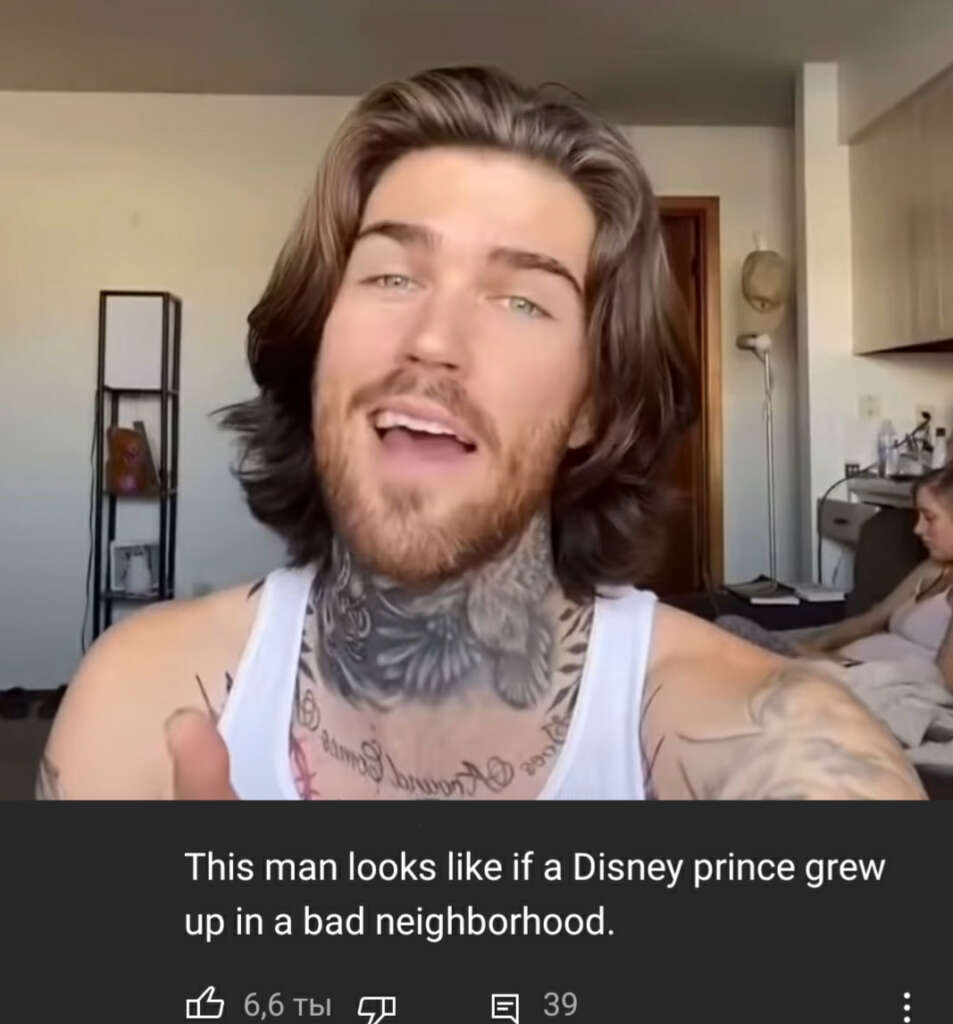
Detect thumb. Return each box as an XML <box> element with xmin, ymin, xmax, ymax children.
<box><xmin>164</xmin><ymin>707</ymin><xmax>238</xmax><ymax>800</ymax></box>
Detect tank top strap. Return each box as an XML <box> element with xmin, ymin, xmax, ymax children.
<box><xmin>542</xmin><ymin>586</ymin><xmax>657</xmax><ymax>800</ymax></box>
<box><xmin>218</xmin><ymin>564</ymin><xmax>316</xmax><ymax>799</ymax></box>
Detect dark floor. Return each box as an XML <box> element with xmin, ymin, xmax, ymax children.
<box><xmin>0</xmin><ymin>711</ymin><xmax>52</xmax><ymax>799</ymax></box>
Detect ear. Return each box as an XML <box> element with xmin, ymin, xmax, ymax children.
<box><xmin>567</xmin><ymin>398</ymin><xmax>595</xmax><ymax>450</ymax></box>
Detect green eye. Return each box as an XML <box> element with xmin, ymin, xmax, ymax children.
<box><xmin>367</xmin><ymin>274</ymin><xmax>413</xmax><ymax>289</ymax></box>
<box><xmin>506</xmin><ymin>296</ymin><xmax>548</xmax><ymax>318</ymax></box>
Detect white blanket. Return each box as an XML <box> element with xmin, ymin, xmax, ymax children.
<box><xmin>807</xmin><ymin>657</ymin><xmax>953</xmax><ymax>768</ymax></box>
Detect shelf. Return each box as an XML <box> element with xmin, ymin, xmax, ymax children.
<box><xmin>103</xmin><ymin>488</ymin><xmax>177</xmax><ymax>497</ymax></box>
<box><xmin>846</xmin><ymin>476</ymin><xmax>915</xmax><ymax>510</ymax></box>
<box><xmin>93</xmin><ymin>292</ymin><xmax>180</xmax><ymax>642</ymax></box>
<box><xmin>101</xmin><ymin>590</ymin><xmax>171</xmax><ymax>603</ymax></box>
<box><xmin>102</xmin><ymin>386</ymin><xmax>178</xmax><ymax>397</ymax></box>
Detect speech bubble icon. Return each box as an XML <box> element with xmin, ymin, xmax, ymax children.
<box><xmin>491</xmin><ymin>993</ymin><xmax>520</xmax><ymax>1024</ymax></box>
<box><xmin>357</xmin><ymin>995</ymin><xmax>397</xmax><ymax>1024</ymax></box>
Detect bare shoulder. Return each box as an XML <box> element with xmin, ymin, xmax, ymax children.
<box><xmin>875</xmin><ymin>556</ymin><xmax>943</xmax><ymax>608</ymax></box>
<box><xmin>648</xmin><ymin>602</ymin><xmax>783</xmax><ymax>684</ymax></box>
<box><xmin>639</xmin><ymin>604</ymin><xmax>925</xmax><ymax>800</ymax></box>
<box><xmin>38</xmin><ymin>579</ymin><xmax>265</xmax><ymax>799</ymax></box>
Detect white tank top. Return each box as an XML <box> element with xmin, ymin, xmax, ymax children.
<box><xmin>218</xmin><ymin>566</ymin><xmax>656</xmax><ymax>800</ymax></box>
<box><xmin>840</xmin><ymin>587</ymin><xmax>951</xmax><ymax>664</ymax></box>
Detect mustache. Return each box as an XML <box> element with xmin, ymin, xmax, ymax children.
<box><xmin>348</xmin><ymin>367</ymin><xmax>499</xmax><ymax>453</ymax></box>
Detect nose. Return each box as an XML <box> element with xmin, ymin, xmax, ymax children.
<box><xmin>398</xmin><ymin>289</ymin><xmax>470</xmax><ymax>372</ymax></box>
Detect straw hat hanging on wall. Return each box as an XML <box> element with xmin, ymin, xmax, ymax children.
<box><xmin>739</xmin><ymin>247</ymin><xmax>790</xmax><ymax>334</ymax></box>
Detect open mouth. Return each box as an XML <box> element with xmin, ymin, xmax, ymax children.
<box><xmin>371</xmin><ymin>409</ymin><xmax>478</xmax><ymax>460</ymax></box>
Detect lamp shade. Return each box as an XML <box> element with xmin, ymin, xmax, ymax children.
<box><xmin>738</xmin><ymin>248</ymin><xmax>790</xmax><ymax>334</ymax></box>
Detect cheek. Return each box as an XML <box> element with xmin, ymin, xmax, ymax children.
<box><xmin>481</xmin><ymin>337</ymin><xmax>588</xmax><ymax>430</ymax></box>
<box><xmin>316</xmin><ymin>300</ymin><xmax>398</xmax><ymax>399</ymax></box>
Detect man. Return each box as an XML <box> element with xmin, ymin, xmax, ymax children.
<box><xmin>39</xmin><ymin>67</ymin><xmax>923</xmax><ymax>800</ymax></box>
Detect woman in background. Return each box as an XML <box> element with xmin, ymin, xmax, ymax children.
<box><xmin>794</xmin><ymin>463</ymin><xmax>953</xmax><ymax>690</ymax></box>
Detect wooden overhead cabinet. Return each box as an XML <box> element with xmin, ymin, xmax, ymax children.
<box><xmin>851</xmin><ymin>66</ymin><xmax>953</xmax><ymax>353</ymax></box>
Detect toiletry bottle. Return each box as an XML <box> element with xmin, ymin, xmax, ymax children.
<box><xmin>877</xmin><ymin>419</ymin><xmax>897</xmax><ymax>477</ymax></box>
<box><xmin>933</xmin><ymin>427</ymin><xmax>948</xmax><ymax>469</ymax></box>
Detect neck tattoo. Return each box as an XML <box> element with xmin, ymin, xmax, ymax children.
<box><xmin>313</xmin><ymin>514</ymin><xmax>580</xmax><ymax>711</ymax></box>
<box><xmin>286</xmin><ymin>585</ymin><xmax>593</xmax><ymax>801</ymax></box>
<box><xmin>280</xmin><ymin>514</ymin><xmax>594</xmax><ymax>799</ymax></box>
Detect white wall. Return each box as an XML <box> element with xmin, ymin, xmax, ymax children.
<box><xmin>795</xmin><ymin>64</ymin><xmax>854</xmax><ymax>582</ymax></box>
<box><xmin>623</xmin><ymin>126</ymin><xmax>799</xmax><ymax>587</ymax></box>
<box><xmin>0</xmin><ymin>92</ymin><xmax>353</xmax><ymax>690</ymax></box>
<box><xmin>844</xmin><ymin>356</ymin><xmax>953</xmax><ymax>470</ymax></box>
<box><xmin>0</xmin><ymin>93</ymin><xmax>797</xmax><ymax>690</ymax></box>
<box><xmin>840</xmin><ymin>0</ymin><xmax>953</xmax><ymax>140</ymax></box>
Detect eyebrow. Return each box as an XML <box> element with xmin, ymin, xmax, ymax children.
<box><xmin>354</xmin><ymin>220</ymin><xmax>583</xmax><ymax>297</ymax></box>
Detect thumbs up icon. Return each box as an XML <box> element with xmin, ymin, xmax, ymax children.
<box><xmin>185</xmin><ymin>984</ymin><xmax>226</xmax><ymax>1020</ymax></box>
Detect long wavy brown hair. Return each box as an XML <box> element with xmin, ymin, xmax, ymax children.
<box><xmin>220</xmin><ymin>65</ymin><xmax>698</xmax><ymax>599</ymax></box>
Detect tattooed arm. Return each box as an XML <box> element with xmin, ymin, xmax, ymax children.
<box><xmin>642</xmin><ymin>606</ymin><xmax>926</xmax><ymax>800</ymax></box>
<box><xmin>37</xmin><ymin>583</ymin><xmax>259</xmax><ymax>799</ymax></box>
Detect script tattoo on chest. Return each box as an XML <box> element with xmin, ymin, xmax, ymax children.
<box><xmin>317</xmin><ymin>729</ymin><xmax>516</xmax><ymax>798</ymax></box>
<box><xmin>288</xmin><ymin>586</ymin><xmax>594</xmax><ymax>799</ymax></box>
<box><xmin>291</xmin><ymin>634</ymin><xmax>518</xmax><ymax>800</ymax></box>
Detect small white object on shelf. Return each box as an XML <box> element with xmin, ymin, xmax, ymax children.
<box><xmin>726</xmin><ymin>576</ymin><xmax>800</xmax><ymax>605</ymax></box>
<box><xmin>793</xmin><ymin>583</ymin><xmax>845</xmax><ymax>603</ymax></box>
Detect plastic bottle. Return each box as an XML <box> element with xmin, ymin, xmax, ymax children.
<box><xmin>933</xmin><ymin>427</ymin><xmax>948</xmax><ymax>469</ymax></box>
<box><xmin>877</xmin><ymin>419</ymin><xmax>898</xmax><ymax>477</ymax></box>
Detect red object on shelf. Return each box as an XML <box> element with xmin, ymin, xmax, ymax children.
<box><xmin>105</xmin><ymin>421</ymin><xmax>160</xmax><ymax>496</ymax></box>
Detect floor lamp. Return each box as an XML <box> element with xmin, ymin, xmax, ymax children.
<box><xmin>727</xmin><ymin>247</ymin><xmax>790</xmax><ymax>602</ymax></box>
<box><xmin>735</xmin><ymin>332</ymin><xmax>780</xmax><ymax>592</ymax></box>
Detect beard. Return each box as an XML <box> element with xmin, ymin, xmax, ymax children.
<box><xmin>314</xmin><ymin>369</ymin><xmax>573</xmax><ymax>585</ymax></box>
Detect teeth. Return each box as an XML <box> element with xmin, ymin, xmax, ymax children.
<box><xmin>373</xmin><ymin>409</ymin><xmax>465</xmax><ymax>442</ymax></box>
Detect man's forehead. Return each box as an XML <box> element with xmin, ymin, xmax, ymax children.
<box><xmin>358</xmin><ymin>147</ymin><xmax>595</xmax><ymax>273</ymax></box>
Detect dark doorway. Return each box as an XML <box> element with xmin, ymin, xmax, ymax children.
<box><xmin>642</xmin><ymin>198</ymin><xmax>723</xmax><ymax>596</ymax></box>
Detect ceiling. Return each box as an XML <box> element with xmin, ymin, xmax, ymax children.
<box><xmin>0</xmin><ymin>0</ymin><xmax>903</xmax><ymax>125</ymax></box>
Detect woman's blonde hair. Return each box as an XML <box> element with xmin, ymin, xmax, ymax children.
<box><xmin>915</xmin><ymin>462</ymin><xmax>953</xmax><ymax>511</ymax></box>
<box><xmin>220</xmin><ymin>65</ymin><xmax>697</xmax><ymax>598</ymax></box>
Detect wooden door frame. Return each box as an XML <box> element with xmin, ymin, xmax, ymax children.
<box><xmin>659</xmin><ymin>196</ymin><xmax>724</xmax><ymax>585</ymax></box>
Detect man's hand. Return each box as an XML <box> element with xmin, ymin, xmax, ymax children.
<box><xmin>164</xmin><ymin>708</ymin><xmax>238</xmax><ymax>800</ymax></box>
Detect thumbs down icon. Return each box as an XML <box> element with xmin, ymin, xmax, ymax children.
<box><xmin>357</xmin><ymin>994</ymin><xmax>397</xmax><ymax>1024</ymax></box>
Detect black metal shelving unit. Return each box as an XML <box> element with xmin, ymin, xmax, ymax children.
<box><xmin>92</xmin><ymin>291</ymin><xmax>181</xmax><ymax>639</ymax></box>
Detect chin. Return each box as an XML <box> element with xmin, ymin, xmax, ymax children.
<box><xmin>343</xmin><ymin>492</ymin><xmax>520</xmax><ymax>585</ymax></box>
<box><xmin>316</xmin><ymin>405</ymin><xmax>568</xmax><ymax>583</ymax></box>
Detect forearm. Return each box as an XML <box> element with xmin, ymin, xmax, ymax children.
<box><xmin>802</xmin><ymin>614</ymin><xmax>877</xmax><ymax>653</ymax></box>
<box><xmin>646</xmin><ymin>662</ymin><xmax>925</xmax><ymax>800</ymax></box>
